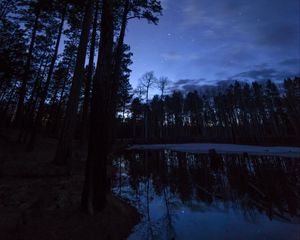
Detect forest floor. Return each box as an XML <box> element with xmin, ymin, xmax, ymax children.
<box><xmin>0</xmin><ymin>129</ymin><xmax>140</xmax><ymax>240</ymax></box>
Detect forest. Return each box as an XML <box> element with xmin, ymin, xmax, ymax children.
<box><xmin>0</xmin><ymin>0</ymin><xmax>299</xmax><ymax>239</ymax></box>
<box><xmin>0</xmin><ymin>0</ymin><xmax>162</xmax><ymax>213</ymax></box>
<box><xmin>118</xmin><ymin>75</ymin><xmax>300</xmax><ymax>145</ymax></box>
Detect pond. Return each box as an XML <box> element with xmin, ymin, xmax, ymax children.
<box><xmin>111</xmin><ymin>150</ymin><xmax>300</xmax><ymax>240</ymax></box>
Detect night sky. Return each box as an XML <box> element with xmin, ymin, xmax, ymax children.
<box><xmin>125</xmin><ymin>0</ymin><xmax>300</xmax><ymax>91</ymax></box>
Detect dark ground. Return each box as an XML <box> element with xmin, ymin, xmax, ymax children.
<box><xmin>0</xmin><ymin>129</ymin><xmax>140</xmax><ymax>240</ymax></box>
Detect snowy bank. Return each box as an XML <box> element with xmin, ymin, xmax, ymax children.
<box><xmin>128</xmin><ymin>143</ymin><xmax>300</xmax><ymax>158</ymax></box>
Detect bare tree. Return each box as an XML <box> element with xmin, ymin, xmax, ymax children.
<box><xmin>139</xmin><ymin>71</ymin><xmax>156</xmax><ymax>103</ymax></box>
<box><xmin>134</xmin><ymin>84</ymin><xmax>146</xmax><ymax>100</ymax></box>
<box><xmin>156</xmin><ymin>76</ymin><xmax>169</xmax><ymax>99</ymax></box>
<box><xmin>138</xmin><ymin>71</ymin><xmax>156</xmax><ymax>141</ymax></box>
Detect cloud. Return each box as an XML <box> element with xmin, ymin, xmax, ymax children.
<box><xmin>174</xmin><ymin>79</ymin><xmax>196</xmax><ymax>85</ymax></box>
<box><xmin>231</xmin><ymin>68</ymin><xmax>294</xmax><ymax>81</ymax></box>
<box><xmin>256</xmin><ymin>24</ymin><xmax>299</xmax><ymax>47</ymax></box>
<box><xmin>168</xmin><ymin>78</ymin><xmax>245</xmax><ymax>95</ymax></box>
<box><xmin>252</xmin><ymin>63</ymin><xmax>269</xmax><ymax>69</ymax></box>
<box><xmin>181</xmin><ymin>0</ymin><xmax>249</xmax><ymax>28</ymax></box>
<box><xmin>180</xmin><ymin>0</ymin><xmax>299</xmax><ymax>49</ymax></box>
<box><xmin>161</xmin><ymin>52</ymin><xmax>182</xmax><ymax>60</ymax></box>
<box><xmin>172</xmin><ymin>78</ymin><xmax>206</xmax><ymax>86</ymax></box>
<box><xmin>161</xmin><ymin>52</ymin><xmax>200</xmax><ymax>61</ymax></box>
<box><xmin>279</xmin><ymin>58</ymin><xmax>300</xmax><ymax>67</ymax></box>
<box><xmin>169</xmin><ymin>78</ymin><xmax>216</xmax><ymax>93</ymax></box>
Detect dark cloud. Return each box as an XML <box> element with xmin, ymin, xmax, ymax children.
<box><xmin>169</xmin><ymin>78</ymin><xmax>207</xmax><ymax>92</ymax></box>
<box><xmin>169</xmin><ymin>78</ymin><xmax>237</xmax><ymax>94</ymax></box>
<box><xmin>161</xmin><ymin>52</ymin><xmax>182</xmax><ymax>60</ymax></box>
<box><xmin>173</xmin><ymin>79</ymin><xmax>192</xmax><ymax>85</ymax></box>
<box><xmin>172</xmin><ymin>79</ymin><xmax>206</xmax><ymax>88</ymax></box>
<box><xmin>169</xmin><ymin>79</ymin><xmax>245</xmax><ymax>95</ymax></box>
<box><xmin>279</xmin><ymin>58</ymin><xmax>300</xmax><ymax>67</ymax></box>
<box><xmin>252</xmin><ymin>63</ymin><xmax>269</xmax><ymax>69</ymax></box>
<box><xmin>181</xmin><ymin>84</ymin><xmax>202</xmax><ymax>92</ymax></box>
<box><xmin>256</xmin><ymin>24</ymin><xmax>299</xmax><ymax>47</ymax></box>
<box><xmin>231</xmin><ymin>68</ymin><xmax>294</xmax><ymax>81</ymax></box>
<box><xmin>216</xmin><ymin>71</ymin><xmax>227</xmax><ymax>77</ymax></box>
<box><xmin>168</xmin><ymin>82</ymin><xmax>212</xmax><ymax>95</ymax></box>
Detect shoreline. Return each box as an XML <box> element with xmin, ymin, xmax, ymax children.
<box><xmin>129</xmin><ymin>143</ymin><xmax>300</xmax><ymax>158</ymax></box>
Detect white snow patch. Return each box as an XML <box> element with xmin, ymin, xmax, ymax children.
<box><xmin>128</xmin><ymin>143</ymin><xmax>300</xmax><ymax>158</ymax></box>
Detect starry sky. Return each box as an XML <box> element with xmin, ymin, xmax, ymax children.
<box><xmin>125</xmin><ymin>0</ymin><xmax>300</xmax><ymax>91</ymax></box>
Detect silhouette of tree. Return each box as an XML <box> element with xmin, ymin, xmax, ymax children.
<box><xmin>138</xmin><ymin>71</ymin><xmax>156</xmax><ymax>140</ymax></box>
<box><xmin>156</xmin><ymin>76</ymin><xmax>169</xmax><ymax>99</ymax></box>
<box><xmin>27</xmin><ymin>1</ymin><xmax>68</xmax><ymax>150</ymax></box>
<box><xmin>14</xmin><ymin>0</ymin><xmax>54</xmax><ymax>128</ymax></box>
<box><xmin>53</xmin><ymin>0</ymin><xmax>93</xmax><ymax>166</ymax></box>
<box><xmin>80</xmin><ymin>0</ymin><xmax>99</xmax><ymax>143</ymax></box>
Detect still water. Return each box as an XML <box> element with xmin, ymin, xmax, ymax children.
<box><xmin>112</xmin><ymin>150</ymin><xmax>300</xmax><ymax>240</ymax></box>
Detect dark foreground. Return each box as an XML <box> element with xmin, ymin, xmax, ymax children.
<box><xmin>112</xmin><ymin>150</ymin><xmax>300</xmax><ymax>240</ymax></box>
<box><xmin>0</xmin><ymin>130</ymin><xmax>139</xmax><ymax>240</ymax></box>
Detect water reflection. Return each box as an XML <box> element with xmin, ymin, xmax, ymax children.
<box><xmin>112</xmin><ymin>150</ymin><xmax>300</xmax><ymax>240</ymax></box>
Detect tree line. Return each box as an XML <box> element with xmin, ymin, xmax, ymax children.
<box><xmin>0</xmin><ymin>0</ymin><xmax>162</xmax><ymax>214</ymax></box>
<box><xmin>118</xmin><ymin>74</ymin><xmax>300</xmax><ymax>145</ymax></box>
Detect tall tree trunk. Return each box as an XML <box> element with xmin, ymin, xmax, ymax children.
<box><xmin>0</xmin><ymin>83</ymin><xmax>17</xmax><ymax>127</ymax></box>
<box><xmin>27</xmin><ymin>4</ymin><xmax>67</xmax><ymax>151</ymax></box>
<box><xmin>18</xmin><ymin>56</ymin><xmax>49</xmax><ymax>143</ymax></box>
<box><xmin>50</xmin><ymin>72</ymin><xmax>69</xmax><ymax>135</ymax></box>
<box><xmin>132</xmin><ymin>118</ymin><xmax>136</xmax><ymax>140</ymax></box>
<box><xmin>47</xmin><ymin>58</ymin><xmax>72</xmax><ymax>135</ymax></box>
<box><xmin>80</xmin><ymin>1</ymin><xmax>99</xmax><ymax>144</ymax></box>
<box><xmin>14</xmin><ymin>7</ymin><xmax>40</xmax><ymax>128</ymax></box>
<box><xmin>81</xmin><ymin>0</ymin><xmax>114</xmax><ymax>214</ymax></box>
<box><xmin>144</xmin><ymin>108</ymin><xmax>149</xmax><ymax>141</ymax></box>
<box><xmin>27</xmin><ymin>55</ymin><xmax>47</xmax><ymax>114</ymax></box>
<box><xmin>107</xmin><ymin>0</ymin><xmax>129</xmax><ymax>144</ymax></box>
<box><xmin>53</xmin><ymin>0</ymin><xmax>93</xmax><ymax>165</ymax></box>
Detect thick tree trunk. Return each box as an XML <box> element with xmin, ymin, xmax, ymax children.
<box><xmin>53</xmin><ymin>0</ymin><xmax>93</xmax><ymax>165</ymax></box>
<box><xmin>27</xmin><ymin>4</ymin><xmax>67</xmax><ymax>151</ymax></box>
<box><xmin>81</xmin><ymin>0</ymin><xmax>114</xmax><ymax>214</ymax></box>
<box><xmin>14</xmin><ymin>7</ymin><xmax>40</xmax><ymax>128</ymax></box>
<box><xmin>80</xmin><ymin>1</ymin><xmax>99</xmax><ymax>144</ymax></box>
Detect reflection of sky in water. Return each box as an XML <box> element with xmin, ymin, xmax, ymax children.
<box><xmin>112</xmin><ymin>151</ymin><xmax>300</xmax><ymax>240</ymax></box>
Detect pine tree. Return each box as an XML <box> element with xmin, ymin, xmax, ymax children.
<box><xmin>53</xmin><ymin>0</ymin><xmax>93</xmax><ymax>165</ymax></box>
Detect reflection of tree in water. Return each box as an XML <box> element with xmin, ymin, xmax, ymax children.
<box><xmin>168</xmin><ymin>152</ymin><xmax>193</xmax><ymax>203</ymax></box>
<box><xmin>112</xmin><ymin>150</ymin><xmax>300</xmax><ymax>238</ymax></box>
<box><xmin>223</xmin><ymin>154</ymin><xmax>299</xmax><ymax>221</ymax></box>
